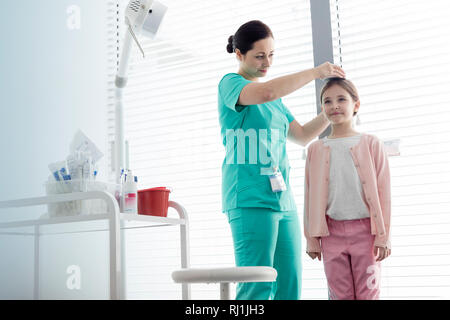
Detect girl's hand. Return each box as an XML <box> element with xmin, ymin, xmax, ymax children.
<box><xmin>307</xmin><ymin>251</ymin><xmax>322</xmax><ymax>261</ymax></box>
<box><xmin>374</xmin><ymin>246</ymin><xmax>391</xmax><ymax>262</ymax></box>
<box><xmin>315</xmin><ymin>62</ymin><xmax>346</xmax><ymax>80</ymax></box>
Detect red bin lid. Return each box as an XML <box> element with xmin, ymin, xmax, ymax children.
<box><xmin>138</xmin><ymin>187</ymin><xmax>171</xmax><ymax>193</ymax></box>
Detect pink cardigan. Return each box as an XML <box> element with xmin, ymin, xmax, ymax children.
<box><xmin>304</xmin><ymin>134</ymin><xmax>392</xmax><ymax>253</ymax></box>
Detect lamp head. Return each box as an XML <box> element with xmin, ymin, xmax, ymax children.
<box><xmin>126</xmin><ymin>0</ymin><xmax>167</xmax><ymax>38</ymax></box>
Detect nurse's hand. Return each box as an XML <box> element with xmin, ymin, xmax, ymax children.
<box><xmin>315</xmin><ymin>62</ymin><xmax>346</xmax><ymax>80</ymax></box>
<box><xmin>307</xmin><ymin>251</ymin><xmax>322</xmax><ymax>261</ymax></box>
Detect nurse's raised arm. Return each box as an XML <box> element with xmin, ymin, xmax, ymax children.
<box><xmin>226</xmin><ymin>20</ymin><xmax>345</xmax><ymax>146</ymax></box>
<box><xmin>229</xmin><ymin>32</ymin><xmax>344</xmax><ymax>106</ymax></box>
<box><xmin>238</xmin><ymin>62</ymin><xmax>345</xmax><ymax>106</ymax></box>
<box><xmin>287</xmin><ymin>114</ymin><xmax>329</xmax><ymax>147</ymax></box>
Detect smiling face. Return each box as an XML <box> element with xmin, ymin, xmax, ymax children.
<box><xmin>236</xmin><ymin>37</ymin><xmax>274</xmax><ymax>81</ymax></box>
<box><xmin>322</xmin><ymin>84</ymin><xmax>360</xmax><ymax>125</ymax></box>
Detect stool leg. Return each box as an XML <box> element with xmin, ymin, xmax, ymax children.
<box><xmin>220</xmin><ymin>283</ymin><xmax>230</xmax><ymax>300</ymax></box>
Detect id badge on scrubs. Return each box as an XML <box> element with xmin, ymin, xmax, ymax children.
<box><xmin>269</xmin><ymin>167</ymin><xmax>287</xmax><ymax>193</ymax></box>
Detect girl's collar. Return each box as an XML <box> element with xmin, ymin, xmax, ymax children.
<box><xmin>319</xmin><ymin>133</ymin><xmax>368</xmax><ymax>147</ymax></box>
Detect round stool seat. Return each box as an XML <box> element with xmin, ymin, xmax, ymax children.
<box><xmin>172</xmin><ymin>266</ymin><xmax>277</xmax><ymax>284</ymax></box>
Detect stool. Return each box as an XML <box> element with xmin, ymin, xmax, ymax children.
<box><xmin>171</xmin><ymin>266</ymin><xmax>277</xmax><ymax>300</ymax></box>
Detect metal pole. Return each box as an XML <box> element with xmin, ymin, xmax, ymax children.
<box><xmin>120</xmin><ymin>221</ymin><xmax>127</xmax><ymax>299</ymax></box>
<box><xmin>109</xmin><ymin>211</ymin><xmax>122</xmax><ymax>300</ymax></box>
<box><xmin>33</xmin><ymin>225</ymin><xmax>40</xmax><ymax>300</ymax></box>
<box><xmin>169</xmin><ymin>201</ymin><xmax>191</xmax><ymax>300</ymax></box>
<box><xmin>220</xmin><ymin>283</ymin><xmax>230</xmax><ymax>300</ymax></box>
<box><xmin>310</xmin><ymin>0</ymin><xmax>334</xmax><ymax>138</ymax></box>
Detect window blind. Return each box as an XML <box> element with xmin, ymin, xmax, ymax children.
<box><xmin>109</xmin><ymin>0</ymin><xmax>318</xmax><ymax>299</ymax></box>
<box><xmin>330</xmin><ymin>0</ymin><xmax>450</xmax><ymax>299</ymax></box>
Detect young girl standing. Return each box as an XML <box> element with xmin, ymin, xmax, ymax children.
<box><xmin>303</xmin><ymin>78</ymin><xmax>391</xmax><ymax>300</ymax></box>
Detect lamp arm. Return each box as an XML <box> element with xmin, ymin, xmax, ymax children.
<box><xmin>126</xmin><ymin>17</ymin><xmax>145</xmax><ymax>58</ymax></box>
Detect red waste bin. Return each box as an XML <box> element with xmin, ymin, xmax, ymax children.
<box><xmin>137</xmin><ymin>187</ymin><xmax>171</xmax><ymax>217</ymax></box>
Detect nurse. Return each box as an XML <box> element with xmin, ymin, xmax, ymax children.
<box><xmin>218</xmin><ymin>20</ymin><xmax>345</xmax><ymax>300</ymax></box>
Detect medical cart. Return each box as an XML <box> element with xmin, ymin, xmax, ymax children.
<box><xmin>0</xmin><ymin>191</ymin><xmax>190</xmax><ymax>299</ymax></box>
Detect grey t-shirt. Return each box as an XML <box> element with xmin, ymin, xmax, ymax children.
<box><xmin>323</xmin><ymin>134</ymin><xmax>370</xmax><ymax>221</ymax></box>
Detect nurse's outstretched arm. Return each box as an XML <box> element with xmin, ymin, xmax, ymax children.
<box><xmin>238</xmin><ymin>62</ymin><xmax>345</xmax><ymax>106</ymax></box>
<box><xmin>287</xmin><ymin>112</ymin><xmax>329</xmax><ymax>147</ymax></box>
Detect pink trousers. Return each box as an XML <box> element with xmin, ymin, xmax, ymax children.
<box><xmin>321</xmin><ymin>216</ymin><xmax>381</xmax><ymax>300</ymax></box>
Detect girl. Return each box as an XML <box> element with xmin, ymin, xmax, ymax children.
<box><xmin>303</xmin><ymin>78</ymin><xmax>391</xmax><ymax>300</ymax></box>
<box><xmin>218</xmin><ymin>20</ymin><xmax>345</xmax><ymax>300</ymax></box>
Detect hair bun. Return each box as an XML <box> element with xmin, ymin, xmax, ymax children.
<box><xmin>226</xmin><ymin>35</ymin><xmax>234</xmax><ymax>53</ymax></box>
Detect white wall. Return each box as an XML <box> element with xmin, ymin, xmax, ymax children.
<box><xmin>0</xmin><ymin>0</ymin><xmax>110</xmax><ymax>203</ymax></box>
<box><xmin>0</xmin><ymin>0</ymin><xmax>113</xmax><ymax>298</ymax></box>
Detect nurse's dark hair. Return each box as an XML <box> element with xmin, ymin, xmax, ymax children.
<box><xmin>226</xmin><ymin>20</ymin><xmax>273</xmax><ymax>54</ymax></box>
<box><xmin>320</xmin><ymin>77</ymin><xmax>360</xmax><ymax>116</ymax></box>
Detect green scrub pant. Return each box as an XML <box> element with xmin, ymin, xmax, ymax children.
<box><xmin>226</xmin><ymin>207</ymin><xmax>302</xmax><ymax>300</ymax></box>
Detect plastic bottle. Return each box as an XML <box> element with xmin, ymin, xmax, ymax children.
<box><xmin>122</xmin><ymin>170</ymin><xmax>138</xmax><ymax>213</ymax></box>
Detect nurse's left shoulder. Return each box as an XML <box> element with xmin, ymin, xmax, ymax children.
<box><xmin>219</xmin><ymin>72</ymin><xmax>242</xmax><ymax>84</ymax></box>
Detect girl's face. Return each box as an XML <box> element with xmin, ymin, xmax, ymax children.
<box><xmin>236</xmin><ymin>37</ymin><xmax>274</xmax><ymax>80</ymax></box>
<box><xmin>322</xmin><ymin>84</ymin><xmax>360</xmax><ymax>125</ymax></box>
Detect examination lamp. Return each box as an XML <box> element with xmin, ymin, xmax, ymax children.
<box><xmin>114</xmin><ymin>0</ymin><xmax>167</xmax><ymax>183</ymax></box>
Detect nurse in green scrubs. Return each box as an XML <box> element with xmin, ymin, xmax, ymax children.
<box><xmin>218</xmin><ymin>20</ymin><xmax>345</xmax><ymax>300</ymax></box>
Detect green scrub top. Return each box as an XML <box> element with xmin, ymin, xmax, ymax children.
<box><xmin>218</xmin><ymin>73</ymin><xmax>297</xmax><ymax>213</ymax></box>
